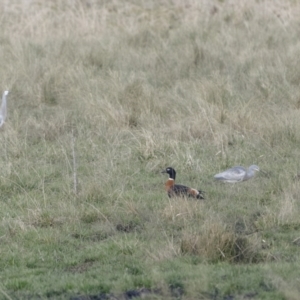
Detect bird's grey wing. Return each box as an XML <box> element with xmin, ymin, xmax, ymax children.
<box><xmin>0</xmin><ymin>91</ymin><xmax>7</xmax><ymax>124</ymax></box>
<box><xmin>214</xmin><ymin>166</ymin><xmax>246</xmax><ymax>181</ymax></box>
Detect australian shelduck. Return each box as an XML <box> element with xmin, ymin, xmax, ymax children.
<box><xmin>162</xmin><ymin>167</ymin><xmax>204</xmax><ymax>199</ymax></box>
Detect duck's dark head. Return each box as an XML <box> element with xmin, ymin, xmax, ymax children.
<box><xmin>161</xmin><ymin>167</ymin><xmax>176</xmax><ymax>180</ymax></box>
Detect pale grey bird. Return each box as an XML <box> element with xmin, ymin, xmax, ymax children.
<box><xmin>214</xmin><ymin>165</ymin><xmax>260</xmax><ymax>183</ymax></box>
<box><xmin>0</xmin><ymin>90</ymin><xmax>8</xmax><ymax>127</ymax></box>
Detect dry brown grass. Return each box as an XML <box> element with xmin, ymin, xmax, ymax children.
<box><xmin>180</xmin><ymin>218</ymin><xmax>264</xmax><ymax>263</ymax></box>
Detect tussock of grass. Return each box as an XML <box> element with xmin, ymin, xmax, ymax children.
<box><xmin>180</xmin><ymin>221</ymin><xmax>264</xmax><ymax>263</ymax></box>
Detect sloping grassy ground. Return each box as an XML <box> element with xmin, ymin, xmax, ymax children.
<box><xmin>0</xmin><ymin>0</ymin><xmax>300</xmax><ymax>299</ymax></box>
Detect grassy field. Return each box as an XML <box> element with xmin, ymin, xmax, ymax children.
<box><xmin>1</xmin><ymin>0</ymin><xmax>300</xmax><ymax>299</ymax></box>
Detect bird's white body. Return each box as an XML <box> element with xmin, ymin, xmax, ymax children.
<box><xmin>214</xmin><ymin>165</ymin><xmax>260</xmax><ymax>183</ymax></box>
<box><xmin>0</xmin><ymin>90</ymin><xmax>8</xmax><ymax>127</ymax></box>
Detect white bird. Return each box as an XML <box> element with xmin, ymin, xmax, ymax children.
<box><xmin>214</xmin><ymin>165</ymin><xmax>260</xmax><ymax>183</ymax></box>
<box><xmin>0</xmin><ymin>90</ymin><xmax>8</xmax><ymax>127</ymax></box>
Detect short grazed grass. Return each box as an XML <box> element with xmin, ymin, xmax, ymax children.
<box><xmin>1</xmin><ymin>0</ymin><xmax>300</xmax><ymax>299</ymax></box>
